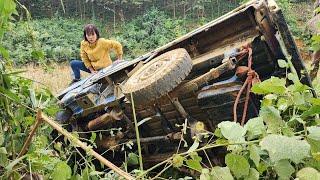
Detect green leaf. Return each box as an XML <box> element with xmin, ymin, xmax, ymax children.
<box><xmin>0</xmin><ymin>45</ymin><xmax>9</xmax><ymax>60</ymax></box>
<box><xmin>260</xmin><ymin>134</ymin><xmax>310</xmax><ymax>163</ymax></box>
<box><xmin>278</xmin><ymin>59</ymin><xmax>288</xmax><ymax>68</ymax></box>
<box><xmin>90</xmin><ymin>132</ymin><xmax>96</xmax><ymax>142</ymax></box>
<box><xmin>306</xmin><ymin>138</ymin><xmax>320</xmax><ymax>160</ymax></box>
<box><xmin>277</xmin><ymin>98</ymin><xmax>288</xmax><ymax>111</ymax></box>
<box><xmin>70</xmin><ymin>174</ymin><xmax>81</xmax><ymax>180</ymax></box>
<box><xmin>225</xmin><ymin>153</ymin><xmax>250</xmax><ymax>178</ymax></box>
<box><xmin>186</xmin><ymin>152</ymin><xmax>202</xmax><ymax>172</ymax></box>
<box><xmin>0</xmin><ymin>153</ymin><xmax>8</xmax><ymax>167</ymax></box>
<box><xmin>245</xmin><ymin>168</ymin><xmax>259</xmax><ymax>180</ymax></box>
<box><xmin>293</xmin><ymin>92</ymin><xmax>305</xmax><ymax>105</ymax></box>
<box><xmin>217</xmin><ymin>121</ymin><xmax>246</xmax><ymax>141</ymax></box>
<box><xmin>288</xmin><ymin>72</ymin><xmax>299</xmax><ymax>83</ymax></box>
<box><xmin>172</xmin><ymin>154</ymin><xmax>184</xmax><ymax>168</ymax></box>
<box><xmin>305</xmin><ymin>158</ymin><xmax>320</xmax><ymax>171</ymax></box>
<box><xmin>244</xmin><ymin>117</ymin><xmax>266</xmax><ymax>140</ymax></box>
<box><xmin>0</xmin><ymin>86</ymin><xmax>20</xmax><ymax>102</ymax></box>
<box><xmin>249</xmin><ymin>145</ymin><xmax>260</xmax><ymax>167</ymax></box>
<box><xmin>200</xmin><ymin>168</ymin><xmax>211</xmax><ymax>180</ymax></box>
<box><xmin>310</xmin><ymin>98</ymin><xmax>320</xmax><ymax>106</ymax></box>
<box><xmin>81</xmin><ymin>167</ymin><xmax>90</xmax><ymax>180</ymax></box>
<box><xmin>89</xmin><ymin>170</ymin><xmax>104</xmax><ymax>176</ymax></box>
<box><xmin>214</xmin><ymin>128</ymin><xmax>223</xmax><ymax>138</ymax></box>
<box><xmin>186</xmin><ymin>159</ymin><xmax>202</xmax><ymax>172</ymax></box>
<box><xmin>29</xmin><ymin>89</ymin><xmax>37</xmax><ymax>108</ymax></box>
<box><xmin>259</xmin><ymin>106</ymin><xmax>284</xmax><ymax>133</ymax></box>
<box><xmin>0</xmin><ymin>147</ymin><xmax>7</xmax><ymax>154</ymax></box>
<box><xmin>282</xmin><ymin>126</ymin><xmax>295</xmax><ymax>137</ymax></box>
<box><xmin>127</xmin><ymin>153</ymin><xmax>139</xmax><ymax>165</ymax></box>
<box><xmin>54</xmin><ymin>142</ymin><xmax>62</xmax><ymax>153</ymax></box>
<box><xmin>24</xmin><ymin>116</ymin><xmax>35</xmax><ymax>126</ymax></box>
<box><xmin>0</xmin><ymin>133</ymin><xmax>4</xmax><ymax>145</ymax></box>
<box><xmin>308</xmin><ymin>126</ymin><xmax>320</xmax><ymax>141</ymax></box>
<box><xmin>257</xmin><ymin>161</ymin><xmax>268</xmax><ymax>174</ymax></box>
<box><xmin>264</xmin><ymin>94</ymin><xmax>278</xmax><ymax>100</ymax></box>
<box><xmin>287</xmin><ymin>81</ymin><xmax>309</xmax><ymax>93</ymax></box>
<box><xmin>261</xmin><ymin>98</ymin><xmax>273</xmax><ymax>107</ymax></box>
<box><xmin>274</xmin><ymin>160</ymin><xmax>294</xmax><ymax>179</ymax></box>
<box><xmin>51</xmin><ymin>161</ymin><xmax>72</xmax><ymax>180</ymax></box>
<box><xmin>210</xmin><ymin>166</ymin><xmax>234</xmax><ymax>180</ymax></box>
<box><xmin>296</xmin><ymin>167</ymin><xmax>320</xmax><ymax>180</ymax></box>
<box><xmin>251</xmin><ymin>77</ymin><xmax>286</xmax><ymax>95</ymax></box>
<box><xmin>302</xmin><ymin>105</ymin><xmax>320</xmax><ymax>118</ymax></box>
<box><xmin>189</xmin><ymin>152</ymin><xmax>202</xmax><ymax>161</ymax></box>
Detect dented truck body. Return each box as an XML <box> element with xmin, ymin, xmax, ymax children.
<box><xmin>56</xmin><ymin>0</ymin><xmax>313</xmax><ymax>164</ymax></box>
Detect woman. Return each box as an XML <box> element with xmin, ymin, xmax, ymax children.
<box><xmin>70</xmin><ymin>24</ymin><xmax>123</xmax><ymax>83</ymax></box>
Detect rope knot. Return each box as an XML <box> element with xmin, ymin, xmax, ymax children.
<box><xmin>233</xmin><ymin>44</ymin><xmax>260</xmax><ymax>126</ymax></box>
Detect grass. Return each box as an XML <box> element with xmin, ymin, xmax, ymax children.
<box><xmin>21</xmin><ymin>63</ymin><xmax>89</xmax><ymax>95</ymax></box>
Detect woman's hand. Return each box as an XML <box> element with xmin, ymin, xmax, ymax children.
<box><xmin>113</xmin><ymin>59</ymin><xmax>123</xmax><ymax>65</ymax></box>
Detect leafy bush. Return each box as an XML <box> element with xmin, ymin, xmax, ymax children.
<box><xmin>4</xmin><ymin>8</ymin><xmax>192</xmax><ymax>64</ymax></box>
<box><xmin>114</xmin><ymin>8</ymin><xmax>188</xmax><ymax>58</ymax></box>
<box><xmin>4</xmin><ymin>18</ymin><xmax>85</xmax><ymax>64</ymax></box>
<box><xmin>164</xmin><ymin>59</ymin><xmax>320</xmax><ymax>179</ymax></box>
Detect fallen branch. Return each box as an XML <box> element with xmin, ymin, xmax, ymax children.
<box><xmin>19</xmin><ymin>110</ymin><xmax>134</xmax><ymax>180</ymax></box>
<box><xmin>18</xmin><ymin>110</ymin><xmax>43</xmax><ymax>158</ymax></box>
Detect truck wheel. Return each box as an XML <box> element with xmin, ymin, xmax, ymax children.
<box><xmin>123</xmin><ymin>48</ymin><xmax>192</xmax><ymax>105</ymax></box>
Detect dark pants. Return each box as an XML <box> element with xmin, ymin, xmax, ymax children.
<box><xmin>70</xmin><ymin>60</ymin><xmax>90</xmax><ymax>80</ymax></box>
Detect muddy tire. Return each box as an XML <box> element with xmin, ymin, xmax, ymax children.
<box><xmin>123</xmin><ymin>48</ymin><xmax>192</xmax><ymax>105</ymax></box>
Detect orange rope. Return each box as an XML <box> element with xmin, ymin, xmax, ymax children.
<box><xmin>233</xmin><ymin>45</ymin><xmax>260</xmax><ymax>126</ymax></box>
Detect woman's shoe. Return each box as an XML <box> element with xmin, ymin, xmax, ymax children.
<box><xmin>69</xmin><ymin>78</ymin><xmax>80</xmax><ymax>85</ymax></box>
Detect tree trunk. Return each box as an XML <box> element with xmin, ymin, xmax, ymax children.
<box><xmin>173</xmin><ymin>0</ymin><xmax>176</xmax><ymax>19</ymax></box>
<box><xmin>83</xmin><ymin>1</ymin><xmax>86</xmax><ymax>19</ymax></box>
<box><xmin>183</xmin><ymin>2</ymin><xmax>186</xmax><ymax>19</ymax></box>
<box><xmin>217</xmin><ymin>0</ymin><xmax>220</xmax><ymax>17</ymax></box>
<box><xmin>113</xmin><ymin>4</ymin><xmax>116</xmax><ymax>33</ymax></box>
<box><xmin>78</xmin><ymin>0</ymin><xmax>82</xmax><ymax>20</ymax></box>
<box><xmin>91</xmin><ymin>1</ymin><xmax>95</xmax><ymax>20</ymax></box>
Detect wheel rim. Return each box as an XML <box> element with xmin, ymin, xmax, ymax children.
<box><xmin>134</xmin><ymin>56</ymin><xmax>171</xmax><ymax>83</ymax></box>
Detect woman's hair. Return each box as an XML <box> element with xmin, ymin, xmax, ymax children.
<box><xmin>83</xmin><ymin>24</ymin><xmax>100</xmax><ymax>41</ymax></box>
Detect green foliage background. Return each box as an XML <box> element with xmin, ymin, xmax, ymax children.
<box><xmin>4</xmin><ymin>0</ymin><xmax>242</xmax><ymax>65</ymax></box>
<box><xmin>3</xmin><ymin>11</ymin><xmax>191</xmax><ymax>64</ymax></box>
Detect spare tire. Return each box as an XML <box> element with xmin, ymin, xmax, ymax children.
<box><xmin>123</xmin><ymin>48</ymin><xmax>192</xmax><ymax>105</ymax></box>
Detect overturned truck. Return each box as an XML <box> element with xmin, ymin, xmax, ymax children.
<box><xmin>56</xmin><ymin>0</ymin><xmax>313</xmax><ymax>165</ymax></box>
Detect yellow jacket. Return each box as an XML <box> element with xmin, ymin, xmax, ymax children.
<box><xmin>80</xmin><ymin>38</ymin><xmax>123</xmax><ymax>70</ymax></box>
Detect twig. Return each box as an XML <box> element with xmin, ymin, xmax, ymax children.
<box><xmin>203</xmin><ymin>149</ymin><xmax>213</xmax><ymax>169</ymax></box>
<box><xmin>74</xmin><ymin>147</ymin><xmax>94</xmax><ymax>170</ymax></box>
<box><xmin>130</xmin><ymin>92</ymin><xmax>143</xmax><ymax>171</ymax></box>
<box><xmin>45</xmin><ymin>134</ymin><xmax>62</xmax><ymax>150</ymax></box>
<box><xmin>40</xmin><ymin>111</ymin><xmax>134</xmax><ymax>180</ymax></box>
<box><xmin>28</xmin><ymin>158</ymin><xmax>32</xmax><ymax>180</ymax></box>
<box><xmin>18</xmin><ymin>110</ymin><xmax>43</xmax><ymax>158</ymax></box>
<box><xmin>151</xmin><ymin>162</ymin><xmax>172</xmax><ymax>180</ymax></box>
